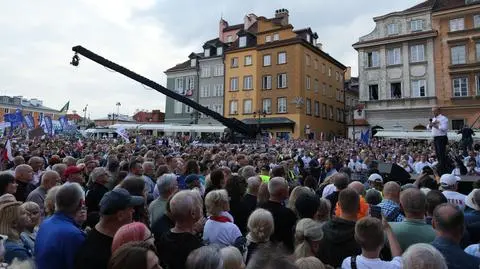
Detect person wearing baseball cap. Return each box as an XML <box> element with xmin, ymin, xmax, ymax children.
<box><xmin>440</xmin><ymin>174</ymin><xmax>466</xmax><ymax>211</ymax></box>
<box><xmin>367</xmin><ymin>173</ymin><xmax>384</xmax><ymax>193</ymax></box>
<box><xmin>74</xmin><ymin>188</ymin><xmax>144</xmax><ymax>269</ymax></box>
<box><xmin>64</xmin><ymin>166</ymin><xmax>84</xmax><ymax>184</ymax></box>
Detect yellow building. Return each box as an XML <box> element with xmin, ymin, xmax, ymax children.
<box><xmin>224</xmin><ymin>9</ymin><xmax>347</xmax><ymax>139</ymax></box>
<box><xmin>0</xmin><ymin>96</ymin><xmax>65</xmax><ymax>126</ymax></box>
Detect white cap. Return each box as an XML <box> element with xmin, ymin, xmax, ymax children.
<box><xmin>465</xmin><ymin>189</ymin><xmax>480</xmax><ymax>211</ymax></box>
<box><xmin>368</xmin><ymin>173</ymin><xmax>383</xmax><ymax>183</ymax></box>
<box><xmin>440</xmin><ymin>174</ymin><xmax>460</xmax><ymax>187</ymax></box>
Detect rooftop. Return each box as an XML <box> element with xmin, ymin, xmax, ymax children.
<box><xmin>0</xmin><ymin>95</ymin><xmax>60</xmax><ymax>112</ymax></box>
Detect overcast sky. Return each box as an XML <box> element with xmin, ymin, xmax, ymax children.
<box><xmin>0</xmin><ymin>0</ymin><xmax>422</xmax><ymax>119</ymax></box>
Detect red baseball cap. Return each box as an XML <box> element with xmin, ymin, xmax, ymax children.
<box><xmin>64</xmin><ymin>166</ymin><xmax>83</xmax><ymax>177</ymax></box>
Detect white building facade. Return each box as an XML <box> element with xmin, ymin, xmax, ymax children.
<box><xmin>353</xmin><ymin>4</ymin><xmax>438</xmax><ymax>131</ymax></box>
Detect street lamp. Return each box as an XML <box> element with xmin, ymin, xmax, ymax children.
<box><xmin>253</xmin><ymin>109</ymin><xmax>267</xmax><ymax>135</ymax></box>
<box><xmin>112</xmin><ymin>102</ymin><xmax>121</xmax><ymax>125</ymax></box>
<box><xmin>82</xmin><ymin>104</ymin><xmax>88</xmax><ymax>128</ymax></box>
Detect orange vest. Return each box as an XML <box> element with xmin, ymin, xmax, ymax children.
<box><xmin>335</xmin><ymin>196</ymin><xmax>369</xmax><ymax>220</ymax></box>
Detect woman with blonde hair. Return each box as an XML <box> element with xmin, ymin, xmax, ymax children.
<box><xmin>20</xmin><ymin>202</ymin><xmax>41</xmax><ymax>252</ymax></box>
<box><xmin>43</xmin><ymin>186</ymin><xmax>61</xmax><ymax>217</ymax></box>
<box><xmin>256</xmin><ymin>183</ymin><xmax>269</xmax><ymax>206</ymax></box>
<box><xmin>203</xmin><ymin>190</ymin><xmax>243</xmax><ymax>248</ymax></box>
<box><xmin>294</xmin><ymin>218</ymin><xmax>323</xmax><ymax>259</ymax></box>
<box><xmin>220</xmin><ymin>246</ymin><xmax>245</xmax><ymax>269</ymax></box>
<box><xmin>245</xmin><ymin>208</ymin><xmax>274</xmax><ymax>264</ymax></box>
<box><xmin>295</xmin><ymin>257</ymin><xmax>327</xmax><ymax>269</ymax></box>
<box><xmin>0</xmin><ymin>202</ymin><xmax>32</xmax><ymax>264</ymax></box>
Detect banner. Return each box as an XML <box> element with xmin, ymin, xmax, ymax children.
<box><xmin>44</xmin><ymin>116</ymin><xmax>53</xmax><ymax>136</ymax></box>
<box><xmin>115</xmin><ymin>127</ymin><xmax>129</xmax><ymax>143</ymax></box>
<box><xmin>361</xmin><ymin>129</ymin><xmax>370</xmax><ymax>145</ymax></box>
<box><xmin>59</xmin><ymin>115</ymin><xmax>68</xmax><ymax>130</ymax></box>
<box><xmin>4</xmin><ymin>140</ymin><xmax>14</xmax><ymax>162</ymax></box>
<box><xmin>24</xmin><ymin>114</ymin><xmax>35</xmax><ymax>129</ymax></box>
<box><xmin>4</xmin><ymin>109</ymin><xmax>23</xmax><ymax>129</ymax></box>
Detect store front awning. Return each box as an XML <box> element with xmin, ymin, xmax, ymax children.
<box><xmin>242</xmin><ymin>117</ymin><xmax>295</xmax><ymax>132</ymax></box>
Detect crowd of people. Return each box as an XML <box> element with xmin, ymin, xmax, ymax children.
<box><xmin>0</xmin><ymin>134</ymin><xmax>479</xmax><ymax>269</ymax></box>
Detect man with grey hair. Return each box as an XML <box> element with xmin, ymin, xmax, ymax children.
<box><xmin>28</xmin><ymin>156</ymin><xmax>45</xmax><ymax>186</ymax></box>
<box><xmin>63</xmin><ymin>156</ymin><xmax>76</xmax><ymax>167</ymax></box>
<box><xmin>52</xmin><ymin>163</ymin><xmax>67</xmax><ymax>183</ymax></box>
<box><xmin>260</xmin><ymin>177</ymin><xmax>296</xmax><ymax>252</ymax></box>
<box><xmin>237</xmin><ymin>176</ymin><xmax>262</xmax><ymax>234</ymax></box>
<box><xmin>27</xmin><ymin>170</ymin><xmax>60</xmax><ymax>215</ymax></box>
<box><xmin>14</xmin><ymin>164</ymin><xmax>35</xmax><ymax>202</ymax></box>
<box><xmin>149</xmin><ymin>173</ymin><xmax>178</xmax><ymax>225</ymax></box>
<box><xmin>156</xmin><ymin>190</ymin><xmax>204</xmax><ymax>269</ymax></box>
<box><xmin>389</xmin><ymin>188</ymin><xmax>435</xmax><ymax>250</ymax></box>
<box><xmin>239</xmin><ymin>165</ymin><xmax>257</xmax><ymax>180</ymax></box>
<box><xmin>142</xmin><ymin>161</ymin><xmax>156</xmax><ymax>203</ymax></box>
<box><xmin>402</xmin><ymin>243</ymin><xmax>447</xmax><ymax>269</ymax></box>
<box><xmin>35</xmin><ymin>182</ymin><xmax>86</xmax><ymax>269</ymax></box>
<box><xmin>85</xmin><ymin>167</ymin><xmax>110</xmax><ymax>227</ymax></box>
<box><xmin>431</xmin><ymin>203</ymin><xmax>480</xmax><ymax>268</ymax></box>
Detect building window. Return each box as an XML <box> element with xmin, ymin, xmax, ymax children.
<box><xmin>452</xmin><ymin>119</ymin><xmax>465</xmax><ymax>131</ymax></box>
<box><xmin>174</xmin><ymin>101</ymin><xmax>182</xmax><ymax>114</ymax></box>
<box><xmin>328</xmin><ymin>67</ymin><xmax>332</xmax><ymax>77</ymax></box>
<box><xmin>475</xmin><ymin>15</ymin><xmax>480</xmax><ymax>28</ymax></box>
<box><xmin>239</xmin><ymin>36</ymin><xmax>247</xmax><ymax>47</ymax></box>
<box><xmin>476</xmin><ymin>42</ymin><xmax>480</xmax><ymax>61</ymax></box>
<box><xmin>273</xmin><ymin>33</ymin><xmax>279</xmax><ymax>41</ymax></box>
<box><xmin>262</xmin><ymin>75</ymin><xmax>272</xmax><ymax>90</ymax></box>
<box><xmin>476</xmin><ymin>74</ymin><xmax>480</xmax><ymax>96</ymax></box>
<box><xmin>305</xmin><ymin>54</ymin><xmax>311</xmax><ymax>66</ymax></box>
<box><xmin>227</xmin><ymin>35</ymin><xmax>233</xmax><ymax>42</ymax></box>
<box><xmin>322</xmin><ymin>83</ymin><xmax>327</xmax><ymax>96</ymax></box>
<box><xmin>263</xmin><ymin>99</ymin><xmax>272</xmax><ymax>114</ymax></box>
<box><xmin>329</xmin><ymin>106</ymin><xmax>334</xmax><ymax>120</ymax></box>
<box><xmin>230</xmin><ymin>77</ymin><xmax>238</xmax><ymax>91</ymax></box>
<box><xmin>243</xmin><ymin>99</ymin><xmax>252</xmax><ymax>114</ymax></box>
<box><xmin>314</xmin><ymin>79</ymin><xmax>319</xmax><ymax>93</ymax></box>
<box><xmin>387</xmin><ymin>48</ymin><xmax>402</xmax><ymax>65</ymax></box>
<box><xmin>387</xmin><ymin>23</ymin><xmax>399</xmax><ymax>35</ymax></box>
<box><xmin>367</xmin><ymin>51</ymin><xmax>380</xmax><ymax>67</ymax></box>
<box><xmin>306</xmin><ymin>98</ymin><xmax>312</xmax><ymax>115</ymax></box>
<box><xmin>410</xmin><ymin>19</ymin><xmax>424</xmax><ymax>31</ymax></box>
<box><xmin>314</xmin><ymin>101</ymin><xmax>320</xmax><ymax>117</ymax></box>
<box><xmin>200</xmin><ymin>85</ymin><xmax>210</xmax><ymax>98</ymax></box>
<box><xmin>306</xmin><ymin>34</ymin><xmax>311</xmax><ymax>43</ymax></box>
<box><xmin>216</xmin><ymin>47</ymin><xmax>223</xmax><ymax>56</ymax></box>
<box><xmin>4</xmin><ymin>108</ymin><xmax>9</xmax><ymax>113</ymax></box>
<box><xmin>204</xmin><ymin>48</ymin><xmax>210</xmax><ymax>57</ymax></box>
<box><xmin>265</xmin><ymin>35</ymin><xmax>272</xmax><ymax>43</ymax></box>
<box><xmin>263</xmin><ymin>54</ymin><xmax>271</xmax><ymax>66</ymax></box>
<box><xmin>277</xmin><ymin>73</ymin><xmax>287</xmax><ymax>89</ymax></box>
<box><xmin>314</xmin><ymin>60</ymin><xmax>318</xmax><ymax>70</ymax></box>
<box><xmin>369</xmin><ymin>84</ymin><xmax>379</xmax><ymax>100</ymax></box>
<box><xmin>410</xmin><ymin>44</ymin><xmax>425</xmax><ymax>62</ymax></box>
<box><xmin>453</xmin><ymin>77</ymin><xmax>468</xmax><ymax>97</ymax></box>
<box><xmin>277</xmin><ymin>97</ymin><xmax>287</xmax><ymax>113</ymax></box>
<box><xmin>451</xmin><ymin>45</ymin><xmax>466</xmax><ymax>65</ymax></box>
<box><xmin>390</xmin><ymin>82</ymin><xmax>402</xmax><ymax>98</ymax></box>
<box><xmin>336</xmin><ymin>71</ymin><xmax>340</xmax><ymax>81</ymax></box>
<box><xmin>449</xmin><ymin>18</ymin><xmax>465</xmax><ymax>32</ymax></box>
<box><xmin>244</xmin><ymin>55</ymin><xmax>252</xmax><ymax>66</ymax></box>
<box><xmin>322</xmin><ymin>63</ymin><xmax>326</xmax><ymax>73</ymax></box>
<box><xmin>243</xmin><ymin>76</ymin><xmax>253</xmax><ymax>90</ymax></box>
<box><xmin>322</xmin><ymin>104</ymin><xmax>327</xmax><ymax>119</ymax></box>
<box><xmin>306</xmin><ymin>76</ymin><xmax>311</xmax><ymax>90</ymax></box>
<box><xmin>213</xmin><ymin>65</ymin><xmax>224</xmax><ymax>76</ymax></box>
<box><xmin>231</xmin><ymin>57</ymin><xmax>239</xmax><ymax>68</ymax></box>
<box><xmin>214</xmin><ymin>84</ymin><xmax>224</xmax><ymax>97</ymax></box>
<box><xmin>229</xmin><ymin>100</ymin><xmax>238</xmax><ymax>115</ymax></box>
<box><xmin>329</xmin><ymin>85</ymin><xmax>333</xmax><ymax>98</ymax></box>
<box><xmin>412</xmin><ymin>79</ymin><xmax>426</xmax><ymax>97</ymax></box>
<box><xmin>185</xmin><ymin>105</ymin><xmax>192</xmax><ymax>114</ymax></box>
<box><xmin>277</xmin><ymin>52</ymin><xmax>287</xmax><ymax>64</ymax></box>
<box><xmin>213</xmin><ymin>104</ymin><xmax>223</xmax><ymax>114</ymax></box>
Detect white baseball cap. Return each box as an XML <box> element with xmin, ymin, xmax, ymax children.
<box><xmin>440</xmin><ymin>174</ymin><xmax>460</xmax><ymax>187</ymax></box>
<box><xmin>368</xmin><ymin>173</ymin><xmax>383</xmax><ymax>183</ymax></box>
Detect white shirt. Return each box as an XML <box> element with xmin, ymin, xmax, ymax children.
<box><xmin>203</xmin><ymin>211</ymin><xmax>242</xmax><ymax>248</ymax></box>
<box><xmin>414</xmin><ymin>161</ymin><xmax>430</xmax><ymax>174</ymax></box>
<box><xmin>341</xmin><ymin>256</ymin><xmax>402</xmax><ymax>269</ymax></box>
<box><xmin>322</xmin><ymin>183</ymin><xmax>336</xmax><ymax>198</ymax></box>
<box><xmin>428</xmin><ymin>114</ymin><xmax>448</xmax><ymax>137</ymax></box>
<box><xmin>442</xmin><ymin>190</ymin><xmax>466</xmax><ymax>211</ymax></box>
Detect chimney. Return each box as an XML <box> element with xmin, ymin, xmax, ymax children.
<box><xmin>243</xmin><ymin>13</ymin><xmax>257</xmax><ymax>30</ymax></box>
<box><xmin>275</xmin><ymin>9</ymin><xmax>289</xmax><ymax>26</ymax></box>
<box><xmin>316</xmin><ymin>42</ymin><xmax>323</xmax><ymax>51</ymax></box>
<box><xmin>219</xmin><ymin>19</ymin><xmax>228</xmax><ymax>42</ymax></box>
<box><xmin>345</xmin><ymin>67</ymin><xmax>352</xmax><ymax>81</ymax></box>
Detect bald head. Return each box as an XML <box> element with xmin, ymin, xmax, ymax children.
<box><xmin>400</xmin><ymin>188</ymin><xmax>426</xmax><ymax>218</ymax></box>
<box><xmin>15</xmin><ymin>164</ymin><xmax>33</xmax><ymax>183</ymax></box>
<box><xmin>170</xmin><ymin>190</ymin><xmax>203</xmax><ymax>224</ymax></box>
<box><xmin>348</xmin><ymin>181</ymin><xmax>365</xmax><ymax>196</ymax></box>
<box><xmin>268</xmin><ymin>177</ymin><xmax>288</xmax><ymax>200</ymax></box>
<box><xmin>433</xmin><ymin>203</ymin><xmax>464</xmax><ymax>242</ymax></box>
<box><xmin>383</xmin><ymin>181</ymin><xmax>401</xmax><ymax>202</ymax></box>
<box><xmin>41</xmin><ymin>171</ymin><xmax>60</xmax><ymax>190</ymax></box>
<box><xmin>29</xmin><ymin>156</ymin><xmax>44</xmax><ymax>171</ymax></box>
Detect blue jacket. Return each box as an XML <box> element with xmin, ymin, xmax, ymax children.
<box><xmin>3</xmin><ymin>238</ymin><xmax>32</xmax><ymax>264</ymax></box>
<box><xmin>431</xmin><ymin>236</ymin><xmax>480</xmax><ymax>269</ymax></box>
<box><xmin>35</xmin><ymin>213</ymin><xmax>86</xmax><ymax>269</ymax></box>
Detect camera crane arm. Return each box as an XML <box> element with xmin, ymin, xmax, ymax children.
<box><xmin>71</xmin><ymin>45</ymin><xmax>257</xmax><ymax>138</ymax></box>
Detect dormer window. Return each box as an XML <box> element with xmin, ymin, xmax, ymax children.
<box><xmin>204</xmin><ymin>48</ymin><xmax>210</xmax><ymax>57</ymax></box>
<box><xmin>227</xmin><ymin>35</ymin><xmax>233</xmax><ymax>43</ymax></box>
<box><xmin>387</xmin><ymin>23</ymin><xmax>399</xmax><ymax>35</ymax></box>
<box><xmin>265</xmin><ymin>35</ymin><xmax>272</xmax><ymax>43</ymax></box>
<box><xmin>410</xmin><ymin>20</ymin><xmax>424</xmax><ymax>32</ymax></box>
<box><xmin>239</xmin><ymin>36</ymin><xmax>247</xmax><ymax>48</ymax></box>
<box><xmin>273</xmin><ymin>33</ymin><xmax>279</xmax><ymax>41</ymax></box>
<box><xmin>190</xmin><ymin>59</ymin><xmax>196</xmax><ymax>67</ymax></box>
<box><xmin>306</xmin><ymin>34</ymin><xmax>311</xmax><ymax>43</ymax></box>
<box><xmin>216</xmin><ymin>47</ymin><xmax>223</xmax><ymax>56</ymax></box>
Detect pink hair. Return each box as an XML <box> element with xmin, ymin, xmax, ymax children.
<box><xmin>111</xmin><ymin>222</ymin><xmax>148</xmax><ymax>253</ymax></box>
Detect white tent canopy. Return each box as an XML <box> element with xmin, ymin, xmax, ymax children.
<box><xmin>108</xmin><ymin>123</ymin><xmax>226</xmax><ymax>133</ymax></box>
<box><xmin>374</xmin><ymin>130</ymin><xmax>479</xmax><ymax>141</ymax></box>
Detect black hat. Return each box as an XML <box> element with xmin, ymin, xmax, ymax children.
<box><xmin>99</xmin><ymin>188</ymin><xmax>145</xmax><ymax>215</ymax></box>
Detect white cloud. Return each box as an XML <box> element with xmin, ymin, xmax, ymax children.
<box><xmin>0</xmin><ymin>0</ymin><xmax>422</xmax><ymax>118</ymax></box>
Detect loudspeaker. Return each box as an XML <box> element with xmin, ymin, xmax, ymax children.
<box><xmin>377</xmin><ymin>162</ymin><xmax>411</xmax><ymax>185</ymax></box>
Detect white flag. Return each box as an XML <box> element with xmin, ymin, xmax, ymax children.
<box><xmin>115</xmin><ymin>127</ymin><xmax>129</xmax><ymax>143</ymax></box>
<box><xmin>5</xmin><ymin>140</ymin><xmax>14</xmax><ymax>161</ymax></box>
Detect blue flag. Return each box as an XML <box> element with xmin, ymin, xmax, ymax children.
<box><xmin>44</xmin><ymin>116</ymin><xmax>53</xmax><ymax>136</ymax></box>
<box><xmin>361</xmin><ymin>129</ymin><xmax>370</xmax><ymax>144</ymax></box>
<box><xmin>24</xmin><ymin>114</ymin><xmax>35</xmax><ymax>129</ymax></box>
<box><xmin>4</xmin><ymin>109</ymin><xmax>23</xmax><ymax>128</ymax></box>
<box><xmin>59</xmin><ymin>116</ymin><xmax>68</xmax><ymax>130</ymax></box>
